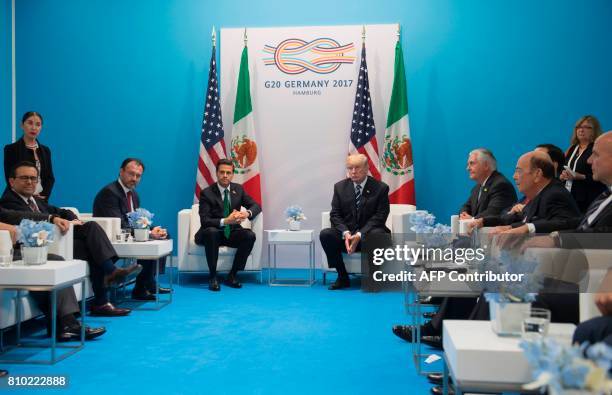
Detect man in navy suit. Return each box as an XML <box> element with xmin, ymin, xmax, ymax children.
<box><xmin>93</xmin><ymin>158</ymin><xmax>170</xmax><ymax>300</ymax></box>
<box><xmin>320</xmin><ymin>154</ymin><xmax>390</xmax><ymax>290</ymax></box>
<box><xmin>195</xmin><ymin>158</ymin><xmax>261</xmax><ymax>291</ymax></box>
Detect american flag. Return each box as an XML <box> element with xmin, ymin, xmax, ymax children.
<box><xmin>349</xmin><ymin>43</ymin><xmax>380</xmax><ymax>180</ymax></box>
<box><xmin>194</xmin><ymin>46</ymin><xmax>227</xmax><ymax>202</ymax></box>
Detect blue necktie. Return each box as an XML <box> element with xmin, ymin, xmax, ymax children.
<box><xmin>355</xmin><ymin>184</ymin><xmax>362</xmax><ymax>215</ymax></box>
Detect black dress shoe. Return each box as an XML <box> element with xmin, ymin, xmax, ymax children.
<box><xmin>431</xmin><ymin>385</ymin><xmax>454</xmax><ymax>395</ymax></box>
<box><xmin>152</xmin><ymin>287</ymin><xmax>172</xmax><ymax>294</ymax></box>
<box><xmin>0</xmin><ymin>369</ymin><xmax>8</xmax><ymax>377</ymax></box>
<box><xmin>423</xmin><ymin>312</ymin><xmax>436</xmax><ymax>319</ymax></box>
<box><xmin>328</xmin><ymin>277</ymin><xmax>350</xmax><ymax>290</ymax></box>
<box><xmin>422</xmin><ymin>335</ymin><xmax>443</xmax><ymax>349</ymax></box>
<box><xmin>209</xmin><ymin>277</ymin><xmax>220</xmax><ymax>291</ymax></box>
<box><xmin>392</xmin><ymin>324</ymin><xmax>436</xmax><ymax>342</ymax></box>
<box><xmin>132</xmin><ymin>290</ymin><xmax>156</xmax><ymax>301</ymax></box>
<box><xmin>90</xmin><ymin>303</ymin><xmax>131</xmax><ymax>317</ymax></box>
<box><xmin>57</xmin><ymin>325</ymin><xmax>106</xmax><ymax>342</ymax></box>
<box><xmin>392</xmin><ymin>325</ymin><xmax>417</xmax><ymax>342</ymax></box>
<box><xmin>427</xmin><ymin>373</ymin><xmax>443</xmax><ymax>385</ymax></box>
<box><xmin>224</xmin><ymin>274</ymin><xmax>242</xmax><ymax>289</ymax></box>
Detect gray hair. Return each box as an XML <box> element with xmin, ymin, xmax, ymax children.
<box><xmin>469</xmin><ymin>148</ymin><xmax>497</xmax><ymax>170</ymax></box>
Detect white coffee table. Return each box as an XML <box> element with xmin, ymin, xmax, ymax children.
<box><xmin>265</xmin><ymin>230</ymin><xmax>315</xmax><ymax>286</ymax></box>
<box><xmin>111</xmin><ymin>239</ymin><xmax>173</xmax><ymax>310</ymax></box>
<box><xmin>0</xmin><ymin>259</ymin><xmax>88</xmax><ymax>364</ymax></box>
<box><xmin>442</xmin><ymin>319</ymin><xmax>576</xmax><ymax>394</ymax></box>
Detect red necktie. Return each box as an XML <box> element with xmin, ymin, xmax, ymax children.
<box><xmin>126</xmin><ymin>191</ymin><xmax>133</xmax><ymax>212</ymax></box>
<box><xmin>28</xmin><ymin>198</ymin><xmax>40</xmax><ymax>212</ymax></box>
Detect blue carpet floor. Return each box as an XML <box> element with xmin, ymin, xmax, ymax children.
<box><xmin>2</xmin><ymin>271</ymin><xmax>438</xmax><ymax>394</ymax></box>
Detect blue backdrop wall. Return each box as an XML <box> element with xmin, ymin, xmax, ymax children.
<box><xmin>9</xmin><ymin>0</ymin><xmax>612</xmax><ymax>243</ymax></box>
<box><xmin>1</xmin><ymin>0</ymin><xmax>11</xmax><ymax>150</ymax></box>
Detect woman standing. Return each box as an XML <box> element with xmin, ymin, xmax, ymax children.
<box><xmin>560</xmin><ymin>115</ymin><xmax>607</xmax><ymax>213</ymax></box>
<box><xmin>3</xmin><ymin>112</ymin><xmax>55</xmax><ymax>199</ymax></box>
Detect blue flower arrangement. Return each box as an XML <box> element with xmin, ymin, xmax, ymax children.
<box><xmin>127</xmin><ymin>208</ymin><xmax>154</xmax><ymax>229</ymax></box>
<box><xmin>520</xmin><ymin>338</ymin><xmax>612</xmax><ymax>394</ymax></box>
<box><xmin>409</xmin><ymin>211</ymin><xmax>452</xmax><ymax>247</ymax></box>
<box><xmin>285</xmin><ymin>205</ymin><xmax>306</xmax><ymax>222</ymax></box>
<box><xmin>17</xmin><ymin>219</ymin><xmax>55</xmax><ymax>247</ymax></box>
<box><xmin>482</xmin><ymin>250</ymin><xmax>542</xmax><ymax>304</ymax></box>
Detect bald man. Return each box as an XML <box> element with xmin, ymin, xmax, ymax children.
<box><xmin>320</xmin><ymin>154</ymin><xmax>390</xmax><ymax>290</ymax></box>
<box><xmin>471</xmin><ymin>150</ymin><xmax>580</xmax><ymax>234</ymax></box>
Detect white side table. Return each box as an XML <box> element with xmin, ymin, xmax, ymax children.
<box><xmin>0</xmin><ymin>259</ymin><xmax>87</xmax><ymax>364</ymax></box>
<box><xmin>442</xmin><ymin>320</ymin><xmax>576</xmax><ymax>394</ymax></box>
<box><xmin>111</xmin><ymin>239</ymin><xmax>173</xmax><ymax>310</ymax></box>
<box><xmin>265</xmin><ymin>230</ymin><xmax>315</xmax><ymax>286</ymax></box>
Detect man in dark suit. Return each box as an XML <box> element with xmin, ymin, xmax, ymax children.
<box><xmin>0</xmin><ymin>210</ymin><xmax>105</xmax><ymax>341</ymax></box>
<box><xmin>1</xmin><ymin>161</ymin><xmax>137</xmax><ymax>317</ymax></box>
<box><xmin>93</xmin><ymin>158</ymin><xmax>170</xmax><ymax>300</ymax></box>
<box><xmin>194</xmin><ymin>158</ymin><xmax>261</xmax><ymax>291</ymax></box>
<box><xmin>472</xmin><ymin>150</ymin><xmax>580</xmax><ymax>234</ymax></box>
<box><xmin>320</xmin><ymin>154</ymin><xmax>390</xmax><ymax>290</ymax></box>
<box><xmin>460</xmin><ymin>148</ymin><xmax>517</xmax><ymax>219</ymax></box>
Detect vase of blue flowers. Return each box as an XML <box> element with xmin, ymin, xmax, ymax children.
<box><xmin>481</xmin><ymin>250</ymin><xmax>541</xmax><ymax>336</ymax></box>
<box><xmin>285</xmin><ymin>205</ymin><xmax>306</xmax><ymax>231</ymax></box>
<box><xmin>409</xmin><ymin>211</ymin><xmax>452</xmax><ymax>248</ymax></box>
<box><xmin>520</xmin><ymin>338</ymin><xmax>612</xmax><ymax>394</ymax></box>
<box><xmin>127</xmin><ymin>208</ymin><xmax>154</xmax><ymax>242</ymax></box>
<box><xmin>17</xmin><ymin>219</ymin><xmax>55</xmax><ymax>265</ymax></box>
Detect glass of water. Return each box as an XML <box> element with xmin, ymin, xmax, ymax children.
<box><xmin>522</xmin><ymin>308</ymin><xmax>551</xmax><ymax>340</ymax></box>
<box><xmin>0</xmin><ymin>251</ymin><xmax>13</xmax><ymax>267</ymax></box>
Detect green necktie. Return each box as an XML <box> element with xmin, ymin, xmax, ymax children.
<box><xmin>223</xmin><ymin>189</ymin><xmax>231</xmax><ymax>238</ymax></box>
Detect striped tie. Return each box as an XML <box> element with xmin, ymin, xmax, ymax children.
<box><xmin>578</xmin><ymin>190</ymin><xmax>612</xmax><ymax>230</ymax></box>
<box><xmin>355</xmin><ymin>184</ymin><xmax>362</xmax><ymax>215</ymax></box>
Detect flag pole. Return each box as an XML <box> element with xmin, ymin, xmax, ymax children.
<box><xmin>361</xmin><ymin>25</ymin><xmax>366</xmax><ymax>44</ymax></box>
<box><xmin>396</xmin><ymin>23</ymin><xmax>401</xmax><ymax>42</ymax></box>
<box><xmin>243</xmin><ymin>28</ymin><xmax>248</xmax><ymax>47</ymax></box>
<box><xmin>212</xmin><ymin>26</ymin><xmax>216</xmax><ymax>47</ymax></box>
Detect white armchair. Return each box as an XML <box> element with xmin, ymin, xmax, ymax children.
<box><xmin>320</xmin><ymin>204</ymin><xmax>416</xmax><ymax>284</ymax></box>
<box><xmin>177</xmin><ymin>204</ymin><xmax>263</xmax><ymax>282</ymax></box>
<box><xmin>525</xmin><ymin>247</ymin><xmax>611</xmax><ymax>322</ymax></box>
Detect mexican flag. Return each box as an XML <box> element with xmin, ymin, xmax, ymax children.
<box><xmin>381</xmin><ymin>41</ymin><xmax>416</xmax><ymax>204</ymax></box>
<box><xmin>231</xmin><ymin>45</ymin><xmax>262</xmax><ymax>206</ymax></box>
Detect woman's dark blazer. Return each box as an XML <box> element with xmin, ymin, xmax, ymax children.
<box><xmin>565</xmin><ymin>142</ymin><xmax>606</xmax><ymax>213</ymax></box>
<box><xmin>3</xmin><ymin>137</ymin><xmax>55</xmax><ymax>198</ymax></box>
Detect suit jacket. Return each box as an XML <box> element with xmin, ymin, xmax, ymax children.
<box><xmin>558</xmin><ymin>187</ymin><xmax>612</xmax><ymax>249</ymax></box>
<box><xmin>0</xmin><ymin>207</ymin><xmax>50</xmax><ymax>225</ymax></box>
<box><xmin>482</xmin><ymin>180</ymin><xmax>580</xmax><ymax>233</ymax></box>
<box><xmin>459</xmin><ymin>170</ymin><xmax>517</xmax><ymax>218</ymax></box>
<box><xmin>565</xmin><ymin>143</ymin><xmax>607</xmax><ymax>212</ymax></box>
<box><xmin>93</xmin><ymin>181</ymin><xmax>141</xmax><ymax>229</ymax></box>
<box><xmin>0</xmin><ymin>189</ymin><xmax>78</xmax><ymax>220</ymax></box>
<box><xmin>329</xmin><ymin>176</ymin><xmax>390</xmax><ymax>236</ymax></box>
<box><xmin>197</xmin><ymin>182</ymin><xmax>261</xmax><ymax>231</ymax></box>
<box><xmin>3</xmin><ymin>138</ymin><xmax>55</xmax><ymax>198</ymax></box>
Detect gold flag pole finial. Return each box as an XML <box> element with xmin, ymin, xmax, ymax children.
<box><xmin>243</xmin><ymin>28</ymin><xmax>248</xmax><ymax>47</ymax></box>
<box><xmin>362</xmin><ymin>25</ymin><xmax>366</xmax><ymax>44</ymax></box>
<box><xmin>212</xmin><ymin>26</ymin><xmax>216</xmax><ymax>47</ymax></box>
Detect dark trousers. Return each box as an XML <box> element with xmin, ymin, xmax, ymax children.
<box><xmin>134</xmin><ymin>257</ymin><xmax>167</xmax><ymax>292</ymax></box>
<box><xmin>194</xmin><ymin>227</ymin><xmax>256</xmax><ymax>277</ymax></box>
<box><xmin>428</xmin><ymin>297</ymin><xmax>479</xmax><ymax>334</ymax></box>
<box><xmin>319</xmin><ymin>227</ymin><xmax>387</xmax><ymax>278</ymax></box>
<box><xmin>15</xmin><ymin>253</ymin><xmax>80</xmax><ymax>332</ymax></box>
<box><xmin>573</xmin><ymin>315</ymin><xmax>612</xmax><ymax>346</ymax></box>
<box><xmin>72</xmin><ymin>221</ymin><xmax>118</xmax><ymax>305</ymax></box>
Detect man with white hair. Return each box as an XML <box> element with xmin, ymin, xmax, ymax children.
<box><xmin>460</xmin><ymin>148</ymin><xmax>517</xmax><ymax>219</ymax></box>
<box><xmin>320</xmin><ymin>154</ymin><xmax>390</xmax><ymax>290</ymax></box>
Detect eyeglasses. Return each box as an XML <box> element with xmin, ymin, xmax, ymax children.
<box><xmin>15</xmin><ymin>176</ymin><xmax>39</xmax><ymax>182</ymax></box>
